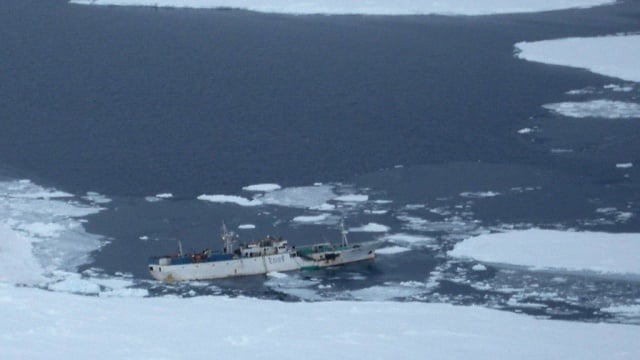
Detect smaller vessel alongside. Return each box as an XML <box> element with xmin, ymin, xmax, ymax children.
<box><xmin>148</xmin><ymin>222</ymin><xmax>379</xmax><ymax>281</ymax></box>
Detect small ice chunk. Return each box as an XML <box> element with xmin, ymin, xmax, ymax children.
<box><xmin>197</xmin><ymin>194</ymin><xmax>262</xmax><ymax>207</ymax></box>
<box><xmin>517</xmin><ymin>128</ymin><xmax>533</xmax><ymax>134</ymax></box>
<box><xmin>238</xmin><ymin>224</ymin><xmax>256</xmax><ymax>230</ymax></box>
<box><xmin>460</xmin><ymin>191</ymin><xmax>501</xmax><ymax>198</ymax></box>
<box><xmin>472</xmin><ymin>263</ymin><xmax>488</xmax><ymax>271</ymax></box>
<box><xmin>349</xmin><ymin>223</ymin><xmax>390</xmax><ymax>233</ymax></box>
<box><xmin>292</xmin><ymin>214</ymin><xmax>330</xmax><ymax>223</ymax></box>
<box><xmin>242</xmin><ymin>184</ymin><xmax>282</xmax><ymax>192</ymax></box>
<box><xmin>616</xmin><ymin>163</ymin><xmax>633</xmax><ymax>169</ymax></box>
<box><xmin>334</xmin><ymin>194</ymin><xmax>369</xmax><ymax>202</ymax></box>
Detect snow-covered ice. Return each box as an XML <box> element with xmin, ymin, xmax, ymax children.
<box><xmin>616</xmin><ymin>163</ymin><xmax>633</xmax><ymax>169</ymax></box>
<box><xmin>543</xmin><ymin>100</ymin><xmax>640</xmax><ymax>119</ymax></box>
<box><xmin>242</xmin><ymin>183</ymin><xmax>282</xmax><ymax>192</ymax></box>
<box><xmin>238</xmin><ymin>224</ymin><xmax>256</xmax><ymax>229</ymax></box>
<box><xmin>516</xmin><ymin>34</ymin><xmax>640</xmax><ymax>82</ymax></box>
<box><xmin>0</xmin><ymin>179</ymin><xmax>104</xmax><ymax>285</ymax></box>
<box><xmin>334</xmin><ymin>194</ymin><xmax>369</xmax><ymax>202</ymax></box>
<box><xmin>449</xmin><ymin>229</ymin><xmax>640</xmax><ymax>276</ymax></box>
<box><xmin>292</xmin><ymin>214</ymin><xmax>330</xmax><ymax>223</ymax></box>
<box><xmin>349</xmin><ymin>222</ymin><xmax>390</xmax><ymax>232</ymax></box>
<box><xmin>517</xmin><ymin>127</ymin><xmax>534</xmax><ymax>134</ymax></box>
<box><xmin>3</xmin><ymin>284</ymin><xmax>639</xmax><ymax>359</ymax></box>
<box><xmin>383</xmin><ymin>233</ymin><xmax>435</xmax><ymax>246</ymax></box>
<box><xmin>258</xmin><ymin>185</ymin><xmax>336</xmax><ymax>209</ymax></box>
<box><xmin>70</xmin><ymin>0</ymin><xmax>618</xmax><ymax>16</ymax></box>
<box><xmin>197</xmin><ymin>194</ymin><xmax>262</xmax><ymax>206</ymax></box>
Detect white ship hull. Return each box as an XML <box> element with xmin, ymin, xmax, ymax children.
<box><xmin>149</xmin><ymin>252</ymin><xmax>313</xmax><ymax>281</ymax></box>
<box><xmin>149</xmin><ymin>241</ymin><xmax>380</xmax><ymax>282</ymax></box>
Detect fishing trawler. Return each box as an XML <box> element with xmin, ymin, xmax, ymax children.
<box><xmin>148</xmin><ymin>223</ymin><xmax>380</xmax><ymax>281</ymax></box>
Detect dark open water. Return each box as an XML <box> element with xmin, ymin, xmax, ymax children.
<box><xmin>1</xmin><ymin>0</ymin><xmax>640</xmax><ymax>323</ymax></box>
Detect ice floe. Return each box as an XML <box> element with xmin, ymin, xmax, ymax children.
<box><xmin>0</xmin><ymin>179</ymin><xmax>104</xmax><ymax>285</ymax></box>
<box><xmin>517</xmin><ymin>127</ymin><xmax>534</xmax><ymax>134</ymax></box>
<box><xmin>449</xmin><ymin>229</ymin><xmax>640</xmax><ymax>276</ymax></box>
<box><xmin>616</xmin><ymin>162</ymin><xmax>633</xmax><ymax>169</ymax></box>
<box><xmin>543</xmin><ymin>100</ymin><xmax>640</xmax><ymax>119</ymax></box>
<box><xmin>460</xmin><ymin>191</ymin><xmax>501</xmax><ymax>198</ymax></box>
<box><xmin>334</xmin><ymin>194</ymin><xmax>369</xmax><ymax>202</ymax></box>
<box><xmin>155</xmin><ymin>193</ymin><xmax>174</xmax><ymax>199</ymax></box>
<box><xmin>258</xmin><ymin>185</ymin><xmax>336</xmax><ymax>208</ymax></box>
<box><xmin>242</xmin><ymin>183</ymin><xmax>281</xmax><ymax>192</ymax></box>
<box><xmin>349</xmin><ymin>222</ymin><xmax>390</xmax><ymax>233</ymax></box>
<box><xmin>197</xmin><ymin>194</ymin><xmax>262</xmax><ymax>206</ymax></box>
<box><xmin>70</xmin><ymin>0</ymin><xmax>618</xmax><ymax>16</ymax></box>
<box><xmin>291</xmin><ymin>214</ymin><xmax>330</xmax><ymax>223</ymax></box>
<box><xmin>383</xmin><ymin>233</ymin><xmax>435</xmax><ymax>247</ymax></box>
<box><xmin>516</xmin><ymin>34</ymin><xmax>640</xmax><ymax>82</ymax></box>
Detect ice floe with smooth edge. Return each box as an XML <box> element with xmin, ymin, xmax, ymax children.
<box><xmin>449</xmin><ymin>229</ymin><xmax>640</xmax><ymax>276</ymax></box>
<box><xmin>349</xmin><ymin>222</ymin><xmax>390</xmax><ymax>232</ymax></box>
<box><xmin>543</xmin><ymin>100</ymin><xmax>640</xmax><ymax>119</ymax></box>
<box><xmin>197</xmin><ymin>185</ymin><xmax>362</xmax><ymax>209</ymax></box>
<box><xmin>291</xmin><ymin>214</ymin><xmax>331</xmax><ymax>223</ymax></box>
<box><xmin>515</xmin><ymin>34</ymin><xmax>640</xmax><ymax>82</ymax></box>
<box><xmin>4</xmin><ymin>285</ymin><xmax>640</xmax><ymax>359</ymax></box>
<box><xmin>258</xmin><ymin>185</ymin><xmax>336</xmax><ymax>208</ymax></box>
<box><xmin>616</xmin><ymin>162</ymin><xmax>633</xmax><ymax>168</ymax></box>
<box><xmin>334</xmin><ymin>194</ymin><xmax>369</xmax><ymax>202</ymax></box>
<box><xmin>383</xmin><ymin>233</ymin><xmax>435</xmax><ymax>247</ymax></box>
<box><xmin>70</xmin><ymin>0</ymin><xmax>618</xmax><ymax>16</ymax></box>
<box><xmin>238</xmin><ymin>224</ymin><xmax>256</xmax><ymax>230</ymax></box>
<box><xmin>517</xmin><ymin>128</ymin><xmax>534</xmax><ymax>134</ymax></box>
<box><xmin>242</xmin><ymin>183</ymin><xmax>281</xmax><ymax>192</ymax></box>
<box><xmin>197</xmin><ymin>194</ymin><xmax>262</xmax><ymax>206</ymax></box>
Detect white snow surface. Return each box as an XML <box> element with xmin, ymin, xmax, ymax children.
<box><xmin>516</xmin><ymin>34</ymin><xmax>640</xmax><ymax>82</ymax></box>
<box><xmin>2</xmin><ymin>284</ymin><xmax>639</xmax><ymax>359</ymax></box>
<box><xmin>449</xmin><ymin>229</ymin><xmax>640</xmax><ymax>275</ymax></box>
<box><xmin>70</xmin><ymin>0</ymin><xmax>617</xmax><ymax>15</ymax></box>
<box><xmin>543</xmin><ymin>100</ymin><xmax>640</xmax><ymax>119</ymax></box>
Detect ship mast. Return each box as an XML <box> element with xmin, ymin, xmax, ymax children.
<box><xmin>221</xmin><ymin>221</ymin><xmax>237</xmax><ymax>254</ymax></box>
<box><xmin>340</xmin><ymin>220</ymin><xmax>349</xmax><ymax>247</ymax></box>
